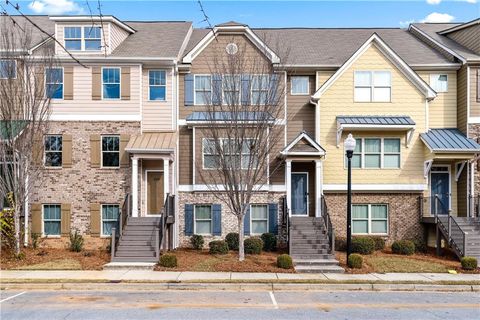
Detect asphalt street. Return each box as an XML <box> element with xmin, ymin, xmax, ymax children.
<box><xmin>1</xmin><ymin>289</ymin><xmax>479</xmax><ymax>320</ymax></box>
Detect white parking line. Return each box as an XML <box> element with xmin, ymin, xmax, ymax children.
<box><xmin>269</xmin><ymin>291</ymin><xmax>279</xmax><ymax>309</ymax></box>
<box><xmin>0</xmin><ymin>291</ymin><xmax>26</xmax><ymax>303</ymax></box>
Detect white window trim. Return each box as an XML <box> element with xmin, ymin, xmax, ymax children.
<box><xmin>429</xmin><ymin>74</ymin><xmax>448</xmax><ymax>93</ymax></box>
<box><xmin>194</xmin><ymin>204</ymin><xmax>213</xmax><ymax>236</ymax></box>
<box><xmin>290</xmin><ymin>76</ymin><xmax>310</xmax><ymax>95</ymax></box>
<box><xmin>193</xmin><ymin>74</ymin><xmax>212</xmax><ymax>106</ymax></box>
<box><xmin>249</xmin><ymin>204</ymin><xmax>269</xmax><ymax>235</ymax></box>
<box><xmin>100</xmin><ymin>204</ymin><xmax>120</xmax><ymax>237</ymax></box>
<box><xmin>0</xmin><ymin>59</ymin><xmax>17</xmax><ymax>79</ymax></box>
<box><xmin>352</xmin><ymin>204</ymin><xmax>389</xmax><ymax>235</ymax></box>
<box><xmin>64</xmin><ymin>26</ymin><xmax>102</xmax><ymax>52</ymax></box>
<box><xmin>345</xmin><ymin>137</ymin><xmax>401</xmax><ymax>170</ymax></box>
<box><xmin>144</xmin><ymin>169</ymin><xmax>164</xmax><ymax>216</ymax></box>
<box><xmin>101</xmin><ymin>67</ymin><xmax>121</xmax><ymax>100</ymax></box>
<box><xmin>100</xmin><ymin>135</ymin><xmax>120</xmax><ymax>169</ymax></box>
<box><xmin>45</xmin><ymin>67</ymin><xmax>64</xmax><ymax>100</ymax></box>
<box><xmin>354</xmin><ymin>70</ymin><xmax>392</xmax><ymax>103</ymax></box>
<box><xmin>429</xmin><ymin>165</ymin><xmax>452</xmax><ymax>211</ymax></box>
<box><xmin>43</xmin><ymin>134</ymin><xmax>63</xmax><ymax>169</ymax></box>
<box><xmin>42</xmin><ymin>204</ymin><xmax>61</xmax><ymax>238</ymax></box>
<box><xmin>202</xmin><ymin>138</ymin><xmax>258</xmax><ymax>170</ymax></box>
<box><xmin>250</xmin><ymin>74</ymin><xmax>269</xmax><ymax>105</ymax></box>
<box><xmin>148</xmin><ymin>70</ymin><xmax>167</xmax><ymax>101</ymax></box>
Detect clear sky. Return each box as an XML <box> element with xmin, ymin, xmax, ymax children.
<box><xmin>8</xmin><ymin>0</ymin><xmax>480</xmax><ymax>28</ymax></box>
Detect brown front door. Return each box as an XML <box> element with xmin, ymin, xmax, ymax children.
<box><xmin>147</xmin><ymin>171</ymin><xmax>164</xmax><ymax>215</ymax></box>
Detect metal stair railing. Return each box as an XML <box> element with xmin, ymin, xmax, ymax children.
<box><xmin>321</xmin><ymin>195</ymin><xmax>335</xmax><ymax>254</ymax></box>
<box><xmin>156</xmin><ymin>193</ymin><xmax>175</xmax><ymax>259</ymax></box>
<box><xmin>111</xmin><ymin>193</ymin><xmax>131</xmax><ymax>261</ymax></box>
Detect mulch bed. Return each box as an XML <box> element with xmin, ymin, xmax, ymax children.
<box><xmin>1</xmin><ymin>247</ymin><xmax>110</xmax><ymax>270</ymax></box>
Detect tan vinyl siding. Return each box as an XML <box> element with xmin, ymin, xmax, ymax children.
<box><xmin>287</xmin><ymin>75</ymin><xmax>315</xmax><ymax>141</ymax></box>
<box><xmin>457</xmin><ymin>65</ymin><xmax>468</xmax><ymax>133</ymax></box>
<box><xmin>109</xmin><ymin>23</ymin><xmax>130</xmax><ymax>52</ymax></box>
<box><xmin>142</xmin><ymin>68</ymin><xmax>174</xmax><ymax>131</ymax></box>
<box><xmin>470</xmin><ymin>67</ymin><xmax>480</xmax><ymax>118</ymax></box>
<box><xmin>419</xmin><ymin>71</ymin><xmax>457</xmax><ymax>128</ymax></box>
<box><xmin>446</xmin><ymin>25</ymin><xmax>480</xmax><ymax>54</ymax></box>
<box><xmin>55</xmin><ymin>22</ymin><xmax>109</xmax><ymax>56</ymax></box>
<box><xmin>319</xmin><ymin>44</ymin><xmax>426</xmax><ymax>186</ymax></box>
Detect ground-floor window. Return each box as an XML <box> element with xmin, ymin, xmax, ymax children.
<box><xmin>43</xmin><ymin>204</ymin><xmax>61</xmax><ymax>236</ymax></box>
<box><xmin>101</xmin><ymin>204</ymin><xmax>120</xmax><ymax>236</ymax></box>
<box><xmin>352</xmin><ymin>204</ymin><xmax>388</xmax><ymax>235</ymax></box>
<box><xmin>250</xmin><ymin>204</ymin><xmax>268</xmax><ymax>234</ymax></box>
<box><xmin>195</xmin><ymin>205</ymin><xmax>212</xmax><ymax>235</ymax></box>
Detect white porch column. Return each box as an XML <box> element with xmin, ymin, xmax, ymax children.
<box><xmin>285</xmin><ymin>160</ymin><xmax>292</xmax><ymax>216</ymax></box>
<box><xmin>132</xmin><ymin>157</ymin><xmax>139</xmax><ymax>217</ymax></box>
<box><xmin>315</xmin><ymin>159</ymin><xmax>323</xmax><ymax>217</ymax></box>
<box><xmin>163</xmin><ymin>158</ymin><xmax>170</xmax><ymax>201</ymax></box>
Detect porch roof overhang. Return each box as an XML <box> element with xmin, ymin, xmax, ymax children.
<box><xmin>281</xmin><ymin>131</ymin><xmax>326</xmax><ymax>157</ymax></box>
<box><xmin>336</xmin><ymin>116</ymin><xmax>416</xmax><ymax>147</ymax></box>
<box><xmin>125</xmin><ymin>132</ymin><xmax>176</xmax><ymax>154</ymax></box>
<box><xmin>0</xmin><ymin>120</ymin><xmax>28</xmax><ymax>141</ymax></box>
<box><xmin>421</xmin><ymin>129</ymin><xmax>480</xmax><ymax>155</ymax></box>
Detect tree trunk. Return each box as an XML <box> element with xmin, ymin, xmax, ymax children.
<box><xmin>14</xmin><ymin>203</ymin><xmax>21</xmax><ymax>255</ymax></box>
<box><xmin>238</xmin><ymin>215</ymin><xmax>245</xmax><ymax>261</ymax></box>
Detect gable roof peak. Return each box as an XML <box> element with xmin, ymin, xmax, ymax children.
<box><xmin>215</xmin><ymin>21</ymin><xmax>248</xmax><ymax>27</ymax></box>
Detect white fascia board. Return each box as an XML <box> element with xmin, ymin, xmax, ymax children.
<box><xmin>126</xmin><ymin>149</ymin><xmax>175</xmax><ymax>154</ymax></box>
<box><xmin>323</xmin><ymin>184</ymin><xmax>427</xmax><ymax>192</ymax></box>
<box><xmin>468</xmin><ymin>117</ymin><xmax>480</xmax><ymax>124</ymax></box>
<box><xmin>281</xmin><ymin>131</ymin><xmax>326</xmax><ymax>155</ymax></box>
<box><xmin>49</xmin><ymin>16</ymin><xmax>135</xmax><ymax>34</ymax></box>
<box><xmin>50</xmin><ymin>114</ymin><xmax>141</xmax><ymax>121</ymax></box>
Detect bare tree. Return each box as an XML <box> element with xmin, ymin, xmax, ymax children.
<box><xmin>0</xmin><ymin>16</ymin><xmax>56</xmax><ymax>255</ymax></box>
<box><xmin>195</xmin><ymin>36</ymin><xmax>287</xmax><ymax>261</ymax></box>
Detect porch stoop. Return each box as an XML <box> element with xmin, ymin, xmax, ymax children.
<box><xmin>290</xmin><ymin>217</ymin><xmax>344</xmax><ymax>273</ymax></box>
<box><xmin>437</xmin><ymin>216</ymin><xmax>480</xmax><ymax>260</ymax></box>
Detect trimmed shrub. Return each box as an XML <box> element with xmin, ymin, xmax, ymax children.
<box><xmin>190</xmin><ymin>234</ymin><xmax>205</xmax><ymax>250</ymax></box>
<box><xmin>351</xmin><ymin>237</ymin><xmax>375</xmax><ymax>255</ymax></box>
<box><xmin>31</xmin><ymin>233</ymin><xmax>41</xmax><ymax>250</ymax></box>
<box><xmin>370</xmin><ymin>236</ymin><xmax>386</xmax><ymax>251</ymax></box>
<box><xmin>69</xmin><ymin>230</ymin><xmax>84</xmax><ymax>252</ymax></box>
<box><xmin>225</xmin><ymin>232</ymin><xmax>240</xmax><ymax>251</ymax></box>
<box><xmin>348</xmin><ymin>253</ymin><xmax>363</xmax><ymax>269</ymax></box>
<box><xmin>391</xmin><ymin>240</ymin><xmax>415</xmax><ymax>255</ymax></box>
<box><xmin>244</xmin><ymin>237</ymin><xmax>263</xmax><ymax>254</ymax></box>
<box><xmin>209</xmin><ymin>240</ymin><xmax>229</xmax><ymax>255</ymax></box>
<box><xmin>411</xmin><ymin>238</ymin><xmax>427</xmax><ymax>253</ymax></box>
<box><xmin>461</xmin><ymin>256</ymin><xmax>478</xmax><ymax>270</ymax></box>
<box><xmin>159</xmin><ymin>254</ymin><xmax>177</xmax><ymax>268</ymax></box>
<box><xmin>277</xmin><ymin>254</ymin><xmax>293</xmax><ymax>269</ymax></box>
<box><xmin>261</xmin><ymin>233</ymin><xmax>277</xmax><ymax>252</ymax></box>
<box><xmin>335</xmin><ymin>237</ymin><xmax>347</xmax><ymax>252</ymax></box>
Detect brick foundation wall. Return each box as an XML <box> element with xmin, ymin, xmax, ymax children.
<box><xmin>324</xmin><ymin>193</ymin><xmax>423</xmax><ymax>244</ymax></box>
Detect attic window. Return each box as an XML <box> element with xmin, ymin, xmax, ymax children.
<box><xmin>64</xmin><ymin>26</ymin><xmax>102</xmax><ymax>51</ymax></box>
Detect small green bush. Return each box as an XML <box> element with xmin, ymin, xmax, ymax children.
<box><xmin>370</xmin><ymin>236</ymin><xmax>386</xmax><ymax>251</ymax></box>
<box><xmin>244</xmin><ymin>237</ymin><xmax>263</xmax><ymax>254</ymax></box>
<box><xmin>391</xmin><ymin>240</ymin><xmax>415</xmax><ymax>255</ymax></box>
<box><xmin>411</xmin><ymin>238</ymin><xmax>427</xmax><ymax>253</ymax></box>
<box><xmin>261</xmin><ymin>233</ymin><xmax>277</xmax><ymax>252</ymax></box>
<box><xmin>335</xmin><ymin>237</ymin><xmax>347</xmax><ymax>252</ymax></box>
<box><xmin>159</xmin><ymin>254</ymin><xmax>177</xmax><ymax>268</ymax></box>
<box><xmin>225</xmin><ymin>232</ymin><xmax>239</xmax><ymax>251</ymax></box>
<box><xmin>15</xmin><ymin>252</ymin><xmax>26</xmax><ymax>260</ymax></box>
<box><xmin>277</xmin><ymin>254</ymin><xmax>293</xmax><ymax>269</ymax></box>
<box><xmin>461</xmin><ymin>256</ymin><xmax>478</xmax><ymax>270</ymax></box>
<box><xmin>31</xmin><ymin>233</ymin><xmax>41</xmax><ymax>249</ymax></box>
<box><xmin>190</xmin><ymin>234</ymin><xmax>205</xmax><ymax>250</ymax></box>
<box><xmin>209</xmin><ymin>240</ymin><xmax>229</xmax><ymax>255</ymax></box>
<box><xmin>69</xmin><ymin>230</ymin><xmax>84</xmax><ymax>252</ymax></box>
<box><xmin>351</xmin><ymin>237</ymin><xmax>375</xmax><ymax>255</ymax></box>
<box><xmin>348</xmin><ymin>253</ymin><xmax>363</xmax><ymax>269</ymax></box>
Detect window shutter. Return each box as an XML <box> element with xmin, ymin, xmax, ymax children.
<box><xmin>184</xmin><ymin>204</ymin><xmax>194</xmax><ymax>236</ymax></box>
<box><xmin>212</xmin><ymin>74</ymin><xmax>222</xmax><ymax>105</ymax></box>
<box><xmin>184</xmin><ymin>74</ymin><xmax>194</xmax><ymax>106</ymax></box>
<box><xmin>121</xmin><ymin>67</ymin><xmax>131</xmax><ymax>100</ymax></box>
<box><xmin>92</xmin><ymin>67</ymin><xmax>101</xmax><ymax>100</ymax></box>
<box><xmin>34</xmin><ymin>67</ymin><xmax>44</xmax><ymax>99</ymax></box>
<box><xmin>268</xmin><ymin>73</ymin><xmax>279</xmax><ymax>105</ymax></box>
<box><xmin>64</xmin><ymin>66</ymin><xmax>74</xmax><ymax>100</ymax></box>
<box><xmin>62</xmin><ymin>134</ymin><xmax>73</xmax><ymax>168</ymax></box>
<box><xmin>120</xmin><ymin>134</ymin><xmax>130</xmax><ymax>168</ymax></box>
<box><xmin>90</xmin><ymin>203</ymin><xmax>101</xmax><ymax>237</ymax></box>
<box><xmin>244</xmin><ymin>205</ymin><xmax>250</xmax><ymax>235</ymax></box>
<box><xmin>212</xmin><ymin>204</ymin><xmax>222</xmax><ymax>236</ymax></box>
<box><xmin>268</xmin><ymin>203</ymin><xmax>278</xmax><ymax>234</ymax></box>
<box><xmin>61</xmin><ymin>203</ymin><xmax>71</xmax><ymax>236</ymax></box>
<box><xmin>31</xmin><ymin>203</ymin><xmax>42</xmax><ymax>235</ymax></box>
<box><xmin>33</xmin><ymin>134</ymin><xmax>44</xmax><ymax>166</ymax></box>
<box><xmin>90</xmin><ymin>134</ymin><xmax>101</xmax><ymax>168</ymax></box>
<box><xmin>241</xmin><ymin>74</ymin><xmax>250</xmax><ymax>106</ymax></box>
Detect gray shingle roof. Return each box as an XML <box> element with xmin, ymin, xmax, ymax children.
<box><xmin>421</xmin><ymin>129</ymin><xmax>480</xmax><ymax>152</ymax></box>
<box><xmin>337</xmin><ymin>116</ymin><xmax>415</xmax><ymax>126</ymax></box>
<box><xmin>0</xmin><ymin>15</ymin><xmax>54</xmax><ymax>50</ymax></box>
<box><xmin>186</xmin><ymin>111</ymin><xmax>274</xmax><ymax>122</ymax></box>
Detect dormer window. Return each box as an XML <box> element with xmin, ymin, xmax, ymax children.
<box><xmin>64</xmin><ymin>26</ymin><xmax>102</xmax><ymax>51</ymax></box>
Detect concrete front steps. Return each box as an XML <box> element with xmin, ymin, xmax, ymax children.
<box><xmin>290</xmin><ymin>217</ymin><xmax>344</xmax><ymax>273</ymax></box>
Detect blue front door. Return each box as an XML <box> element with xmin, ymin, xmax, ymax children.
<box><xmin>431</xmin><ymin>168</ymin><xmax>450</xmax><ymax>215</ymax></box>
<box><xmin>291</xmin><ymin>173</ymin><xmax>308</xmax><ymax>215</ymax></box>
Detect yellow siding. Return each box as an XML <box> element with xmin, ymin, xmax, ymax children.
<box><xmin>319</xmin><ymin>44</ymin><xmax>427</xmax><ymax>185</ymax></box>
<box><xmin>142</xmin><ymin>68</ymin><xmax>174</xmax><ymax>131</ymax></box>
<box><xmin>418</xmin><ymin>71</ymin><xmax>457</xmax><ymax>128</ymax></box>
<box><xmin>316</xmin><ymin>71</ymin><xmax>336</xmax><ymax>90</ymax></box>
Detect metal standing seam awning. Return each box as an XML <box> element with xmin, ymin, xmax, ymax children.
<box><xmin>124</xmin><ymin>132</ymin><xmax>176</xmax><ymax>154</ymax></box>
<box><xmin>0</xmin><ymin>120</ymin><xmax>29</xmax><ymax>141</ymax></box>
<box><xmin>185</xmin><ymin>111</ymin><xmax>275</xmax><ymax>126</ymax></box>
<box><xmin>336</xmin><ymin>115</ymin><xmax>416</xmax><ymax>147</ymax></box>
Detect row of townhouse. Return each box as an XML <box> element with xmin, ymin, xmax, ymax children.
<box><xmin>1</xmin><ymin>15</ymin><xmax>479</xmax><ymax>264</ymax></box>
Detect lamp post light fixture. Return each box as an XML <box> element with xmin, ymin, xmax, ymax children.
<box><xmin>344</xmin><ymin>133</ymin><xmax>356</xmax><ymax>261</ymax></box>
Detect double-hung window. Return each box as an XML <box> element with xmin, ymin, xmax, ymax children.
<box><xmin>101</xmin><ymin>136</ymin><xmax>120</xmax><ymax>168</ymax></box>
<box><xmin>350</xmin><ymin>138</ymin><xmax>362</xmax><ymax>168</ymax></box>
<box><xmin>291</xmin><ymin>76</ymin><xmax>309</xmax><ymax>95</ymax></box>
<box><xmin>64</xmin><ymin>27</ymin><xmax>82</xmax><ymax>50</ymax></box>
<box><xmin>364</xmin><ymin>138</ymin><xmax>381</xmax><ymax>168</ymax></box>
<box><xmin>64</xmin><ymin>26</ymin><xmax>101</xmax><ymax>51</ymax></box>
<box><xmin>223</xmin><ymin>75</ymin><xmax>241</xmax><ymax>105</ymax></box>
<box><xmin>149</xmin><ymin>70</ymin><xmax>166</xmax><ymax>101</ymax></box>
<box><xmin>383</xmin><ymin>138</ymin><xmax>401</xmax><ymax>168</ymax></box>
<box><xmin>43</xmin><ymin>204</ymin><xmax>61</xmax><ymax>236</ymax></box>
<box><xmin>347</xmin><ymin>138</ymin><xmax>401</xmax><ymax>169</ymax></box>
<box><xmin>250</xmin><ymin>204</ymin><xmax>268</xmax><ymax>234</ymax></box>
<box><xmin>46</xmin><ymin>68</ymin><xmax>64</xmax><ymax>99</ymax></box>
<box><xmin>354</xmin><ymin>71</ymin><xmax>391</xmax><ymax>102</ymax></box>
<box><xmin>203</xmin><ymin>138</ymin><xmax>257</xmax><ymax>170</ymax></box>
<box><xmin>430</xmin><ymin>74</ymin><xmax>448</xmax><ymax>93</ymax></box>
<box><xmin>0</xmin><ymin>60</ymin><xmax>16</xmax><ymax>79</ymax></box>
<box><xmin>44</xmin><ymin>135</ymin><xmax>62</xmax><ymax>167</ymax></box>
<box><xmin>194</xmin><ymin>75</ymin><xmax>212</xmax><ymax>105</ymax></box>
<box><xmin>251</xmin><ymin>75</ymin><xmax>269</xmax><ymax>105</ymax></box>
<box><xmin>102</xmin><ymin>68</ymin><xmax>120</xmax><ymax>99</ymax></box>
<box><xmin>101</xmin><ymin>204</ymin><xmax>119</xmax><ymax>236</ymax></box>
<box><xmin>194</xmin><ymin>205</ymin><xmax>212</xmax><ymax>235</ymax></box>
<box><xmin>84</xmin><ymin>26</ymin><xmax>102</xmax><ymax>51</ymax></box>
<box><xmin>203</xmin><ymin>139</ymin><xmax>219</xmax><ymax>169</ymax></box>
<box><xmin>352</xmin><ymin>204</ymin><xmax>388</xmax><ymax>235</ymax></box>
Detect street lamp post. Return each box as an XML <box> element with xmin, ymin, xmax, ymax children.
<box><xmin>344</xmin><ymin>133</ymin><xmax>356</xmax><ymax>261</ymax></box>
